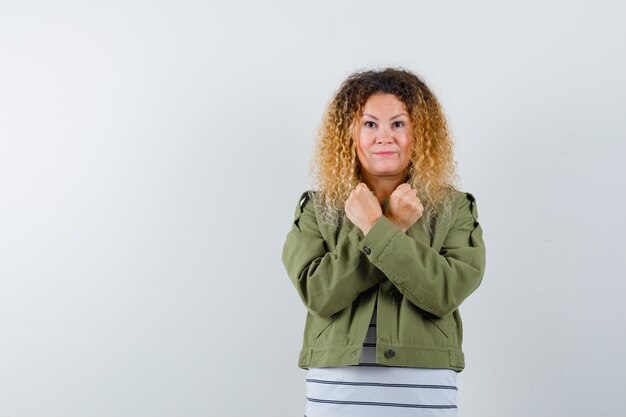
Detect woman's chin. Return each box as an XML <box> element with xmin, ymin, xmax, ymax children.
<box><xmin>368</xmin><ymin>168</ymin><xmax>405</xmax><ymax>178</ymax></box>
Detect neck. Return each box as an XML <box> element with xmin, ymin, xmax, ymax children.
<box><xmin>361</xmin><ymin>172</ymin><xmax>409</xmax><ymax>206</ymax></box>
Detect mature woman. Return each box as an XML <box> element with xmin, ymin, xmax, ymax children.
<box><xmin>281</xmin><ymin>67</ymin><xmax>486</xmax><ymax>416</ymax></box>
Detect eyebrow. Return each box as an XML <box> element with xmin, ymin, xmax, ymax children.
<box><xmin>362</xmin><ymin>113</ymin><xmax>408</xmax><ymax>120</ymax></box>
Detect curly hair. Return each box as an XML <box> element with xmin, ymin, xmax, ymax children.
<box><xmin>307</xmin><ymin>67</ymin><xmax>461</xmax><ymax>233</ymax></box>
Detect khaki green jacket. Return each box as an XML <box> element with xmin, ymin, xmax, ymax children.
<box><xmin>281</xmin><ymin>189</ymin><xmax>486</xmax><ymax>372</ymax></box>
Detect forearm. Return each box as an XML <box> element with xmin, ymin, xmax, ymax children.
<box><xmin>357</xmin><ymin>195</ymin><xmax>486</xmax><ymax>318</ymax></box>
<box><xmin>282</xmin><ymin>193</ymin><xmax>384</xmax><ymax>318</ymax></box>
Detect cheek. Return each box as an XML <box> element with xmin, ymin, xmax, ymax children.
<box><xmin>356</xmin><ymin>135</ymin><xmax>369</xmax><ymax>155</ymax></box>
<box><xmin>356</xmin><ymin>142</ymin><xmax>366</xmax><ymax>164</ymax></box>
<box><xmin>401</xmin><ymin>136</ymin><xmax>413</xmax><ymax>158</ymax></box>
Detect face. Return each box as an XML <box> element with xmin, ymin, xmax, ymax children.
<box><xmin>355</xmin><ymin>93</ymin><xmax>413</xmax><ymax>180</ymax></box>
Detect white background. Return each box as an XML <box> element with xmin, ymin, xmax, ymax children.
<box><xmin>1</xmin><ymin>1</ymin><xmax>624</xmax><ymax>416</ymax></box>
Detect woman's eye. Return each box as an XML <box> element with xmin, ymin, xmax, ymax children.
<box><xmin>393</xmin><ymin>121</ymin><xmax>405</xmax><ymax>128</ymax></box>
<box><xmin>364</xmin><ymin>121</ymin><xmax>376</xmax><ymax>128</ymax></box>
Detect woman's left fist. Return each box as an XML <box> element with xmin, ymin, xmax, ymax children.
<box><xmin>385</xmin><ymin>183</ymin><xmax>423</xmax><ymax>232</ymax></box>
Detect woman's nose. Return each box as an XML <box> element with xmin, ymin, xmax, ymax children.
<box><xmin>376</xmin><ymin>126</ymin><xmax>393</xmax><ymax>142</ymax></box>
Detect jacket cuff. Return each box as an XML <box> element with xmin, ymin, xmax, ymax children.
<box><xmin>357</xmin><ymin>215</ymin><xmax>403</xmax><ymax>260</ymax></box>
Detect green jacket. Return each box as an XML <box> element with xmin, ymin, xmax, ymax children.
<box><xmin>281</xmin><ymin>189</ymin><xmax>486</xmax><ymax>372</ymax></box>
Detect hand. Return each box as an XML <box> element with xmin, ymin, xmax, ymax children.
<box><xmin>385</xmin><ymin>183</ymin><xmax>423</xmax><ymax>232</ymax></box>
<box><xmin>345</xmin><ymin>183</ymin><xmax>383</xmax><ymax>236</ymax></box>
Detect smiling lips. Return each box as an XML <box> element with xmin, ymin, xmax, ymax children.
<box><xmin>374</xmin><ymin>151</ymin><xmax>396</xmax><ymax>156</ymax></box>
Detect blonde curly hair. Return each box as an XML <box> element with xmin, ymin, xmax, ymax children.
<box><xmin>307</xmin><ymin>67</ymin><xmax>461</xmax><ymax>233</ymax></box>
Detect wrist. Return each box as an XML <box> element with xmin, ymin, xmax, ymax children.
<box><xmin>362</xmin><ymin>214</ymin><xmax>383</xmax><ymax>237</ymax></box>
<box><xmin>388</xmin><ymin>216</ymin><xmax>408</xmax><ymax>233</ymax></box>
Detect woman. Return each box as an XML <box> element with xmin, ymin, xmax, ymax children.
<box><xmin>281</xmin><ymin>67</ymin><xmax>486</xmax><ymax>416</ymax></box>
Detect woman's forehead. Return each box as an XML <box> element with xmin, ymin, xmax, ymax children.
<box><xmin>361</xmin><ymin>94</ymin><xmax>409</xmax><ymax>114</ymax></box>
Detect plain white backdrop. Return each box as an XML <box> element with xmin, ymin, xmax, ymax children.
<box><xmin>1</xmin><ymin>1</ymin><xmax>624</xmax><ymax>416</ymax></box>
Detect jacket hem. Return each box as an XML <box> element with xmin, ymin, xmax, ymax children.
<box><xmin>297</xmin><ymin>344</ymin><xmax>465</xmax><ymax>372</ymax></box>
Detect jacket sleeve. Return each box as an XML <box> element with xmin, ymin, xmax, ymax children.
<box><xmin>356</xmin><ymin>192</ymin><xmax>486</xmax><ymax>318</ymax></box>
<box><xmin>281</xmin><ymin>191</ymin><xmax>384</xmax><ymax>318</ymax></box>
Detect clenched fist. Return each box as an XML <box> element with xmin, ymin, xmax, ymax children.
<box><xmin>345</xmin><ymin>183</ymin><xmax>383</xmax><ymax>236</ymax></box>
<box><xmin>385</xmin><ymin>183</ymin><xmax>423</xmax><ymax>232</ymax></box>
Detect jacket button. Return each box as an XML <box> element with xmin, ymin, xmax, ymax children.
<box><xmin>389</xmin><ymin>289</ymin><xmax>400</xmax><ymax>299</ymax></box>
<box><xmin>363</xmin><ymin>246</ymin><xmax>371</xmax><ymax>255</ymax></box>
<box><xmin>384</xmin><ymin>348</ymin><xmax>395</xmax><ymax>358</ymax></box>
